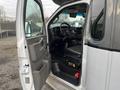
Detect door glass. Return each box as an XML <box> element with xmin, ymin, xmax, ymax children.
<box><xmin>25</xmin><ymin>0</ymin><xmax>43</xmax><ymax>38</ymax></box>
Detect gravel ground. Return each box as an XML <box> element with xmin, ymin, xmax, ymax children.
<box><xmin>0</xmin><ymin>37</ymin><xmax>22</xmax><ymax>90</ymax></box>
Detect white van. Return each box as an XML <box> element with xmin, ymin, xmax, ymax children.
<box><xmin>16</xmin><ymin>0</ymin><xmax>120</xmax><ymax>90</ymax></box>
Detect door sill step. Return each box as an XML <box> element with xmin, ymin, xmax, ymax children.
<box><xmin>46</xmin><ymin>73</ymin><xmax>76</xmax><ymax>90</ymax></box>
<box><xmin>42</xmin><ymin>84</ymin><xmax>54</xmax><ymax>90</ymax></box>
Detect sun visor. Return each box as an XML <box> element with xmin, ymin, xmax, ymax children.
<box><xmin>52</xmin><ymin>0</ymin><xmax>80</xmax><ymax>5</ymax></box>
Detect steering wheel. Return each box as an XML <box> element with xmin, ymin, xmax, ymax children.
<box><xmin>60</xmin><ymin>22</ymin><xmax>71</xmax><ymax>36</ymax></box>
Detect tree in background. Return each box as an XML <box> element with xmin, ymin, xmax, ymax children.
<box><xmin>0</xmin><ymin>6</ymin><xmax>6</xmax><ymax>22</ymax></box>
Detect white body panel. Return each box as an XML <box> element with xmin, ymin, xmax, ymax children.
<box><xmin>85</xmin><ymin>45</ymin><xmax>120</xmax><ymax>90</ymax></box>
<box><xmin>16</xmin><ymin>0</ymin><xmax>35</xmax><ymax>90</ymax></box>
<box><xmin>85</xmin><ymin>47</ymin><xmax>120</xmax><ymax>90</ymax></box>
<box><xmin>85</xmin><ymin>46</ymin><xmax>110</xmax><ymax>90</ymax></box>
<box><xmin>108</xmin><ymin>52</ymin><xmax>120</xmax><ymax>90</ymax></box>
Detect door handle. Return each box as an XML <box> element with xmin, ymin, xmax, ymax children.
<box><xmin>45</xmin><ymin>43</ymin><xmax>49</xmax><ymax>49</ymax></box>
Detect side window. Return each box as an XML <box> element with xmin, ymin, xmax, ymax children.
<box><xmin>91</xmin><ymin>10</ymin><xmax>104</xmax><ymax>41</ymax></box>
<box><xmin>25</xmin><ymin>0</ymin><xmax>44</xmax><ymax>38</ymax></box>
<box><xmin>87</xmin><ymin>0</ymin><xmax>113</xmax><ymax>49</ymax></box>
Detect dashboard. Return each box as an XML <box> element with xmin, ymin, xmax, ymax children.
<box><xmin>50</xmin><ymin>26</ymin><xmax>82</xmax><ymax>37</ymax></box>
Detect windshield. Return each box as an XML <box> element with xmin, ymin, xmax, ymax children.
<box><xmin>50</xmin><ymin>4</ymin><xmax>86</xmax><ymax>28</ymax></box>
<box><xmin>51</xmin><ymin>13</ymin><xmax>85</xmax><ymax>28</ymax></box>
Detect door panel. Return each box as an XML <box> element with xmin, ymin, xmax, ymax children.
<box><xmin>27</xmin><ymin>36</ymin><xmax>47</xmax><ymax>70</ymax></box>
<box><xmin>24</xmin><ymin>0</ymin><xmax>50</xmax><ymax>89</ymax></box>
<box><xmin>27</xmin><ymin>36</ymin><xmax>50</xmax><ymax>90</ymax></box>
<box><xmin>33</xmin><ymin>60</ymin><xmax>50</xmax><ymax>90</ymax></box>
<box><xmin>17</xmin><ymin>0</ymin><xmax>50</xmax><ymax>90</ymax></box>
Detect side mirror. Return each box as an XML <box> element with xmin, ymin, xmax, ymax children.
<box><xmin>25</xmin><ymin>21</ymin><xmax>32</xmax><ymax>37</ymax></box>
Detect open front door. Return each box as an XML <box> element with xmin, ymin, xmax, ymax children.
<box><xmin>46</xmin><ymin>0</ymin><xmax>90</xmax><ymax>88</ymax></box>
<box><xmin>16</xmin><ymin>0</ymin><xmax>50</xmax><ymax>90</ymax></box>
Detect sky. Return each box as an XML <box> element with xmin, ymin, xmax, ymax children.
<box><xmin>0</xmin><ymin>0</ymin><xmax>17</xmax><ymax>18</ymax></box>
<box><xmin>41</xmin><ymin>0</ymin><xmax>59</xmax><ymax>17</ymax></box>
<box><xmin>0</xmin><ymin>0</ymin><xmax>59</xmax><ymax>18</ymax></box>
